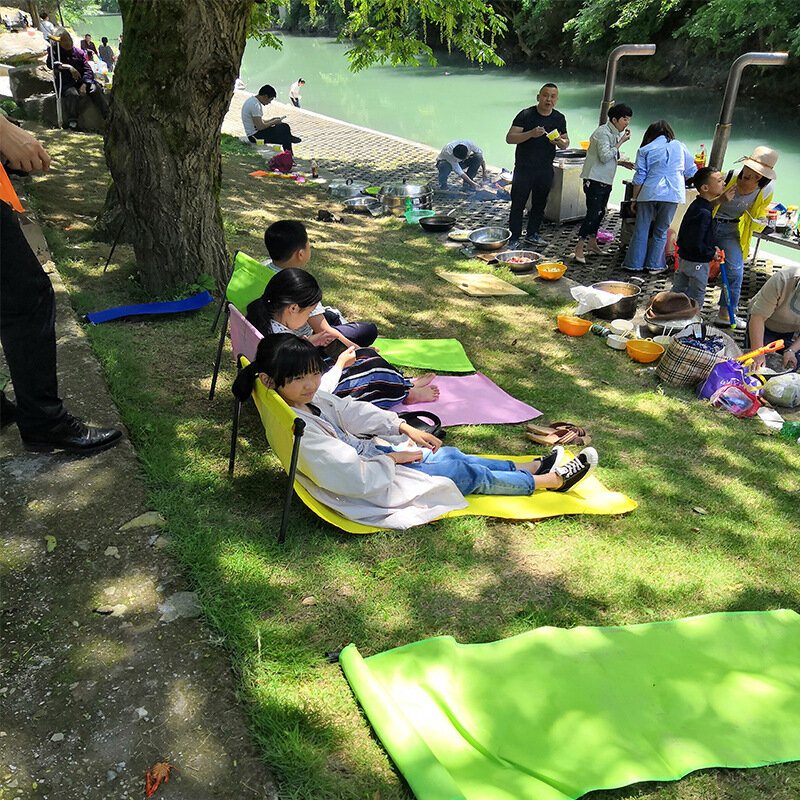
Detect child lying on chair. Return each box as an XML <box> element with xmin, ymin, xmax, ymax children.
<box><xmin>232</xmin><ymin>334</ymin><xmax>599</xmax><ymax>530</ymax></box>
<box><xmin>247</xmin><ymin>268</ymin><xmax>438</xmax><ymax>408</ymax></box>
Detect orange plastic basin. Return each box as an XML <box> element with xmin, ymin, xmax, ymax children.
<box><xmin>557</xmin><ymin>315</ymin><xmax>592</xmax><ymax>337</ymax></box>
<box><xmin>537</xmin><ymin>261</ymin><xmax>568</xmax><ymax>281</ymax></box>
<box><xmin>626</xmin><ymin>339</ymin><xmax>665</xmax><ymax>363</ymax></box>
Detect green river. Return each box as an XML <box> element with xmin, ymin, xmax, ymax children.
<box><xmin>83</xmin><ymin>18</ymin><xmax>799</xmax><ymax>209</ymax></box>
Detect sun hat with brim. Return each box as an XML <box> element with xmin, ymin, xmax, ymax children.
<box><xmin>736</xmin><ymin>146</ymin><xmax>778</xmax><ymax>182</ymax></box>
<box><xmin>645</xmin><ymin>291</ymin><xmax>700</xmax><ymax>321</ymax></box>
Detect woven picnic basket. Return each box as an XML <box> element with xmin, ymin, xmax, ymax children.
<box><xmin>656</xmin><ymin>325</ymin><xmax>727</xmax><ymax>388</ymax></box>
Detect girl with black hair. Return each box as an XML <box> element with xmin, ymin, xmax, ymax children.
<box><xmin>623</xmin><ymin>119</ymin><xmax>696</xmax><ymax>274</ymax></box>
<box><xmin>246</xmin><ymin>268</ymin><xmax>439</xmax><ymax>408</ymax></box>
<box><xmin>233</xmin><ymin>334</ymin><xmax>599</xmax><ymax>530</ymax></box>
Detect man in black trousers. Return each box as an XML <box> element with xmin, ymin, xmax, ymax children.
<box><xmin>505</xmin><ymin>83</ymin><xmax>569</xmax><ymax>249</ymax></box>
<box><xmin>0</xmin><ymin>115</ymin><xmax>121</xmax><ymax>454</ymax></box>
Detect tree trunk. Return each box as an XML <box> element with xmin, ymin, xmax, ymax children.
<box><xmin>104</xmin><ymin>0</ymin><xmax>252</xmax><ymax>294</ymax></box>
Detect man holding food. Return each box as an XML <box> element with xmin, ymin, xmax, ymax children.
<box><xmin>505</xmin><ymin>83</ymin><xmax>569</xmax><ymax>248</ymax></box>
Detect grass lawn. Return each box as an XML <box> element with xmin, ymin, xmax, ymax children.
<box><xmin>28</xmin><ymin>127</ymin><xmax>799</xmax><ymax>799</ymax></box>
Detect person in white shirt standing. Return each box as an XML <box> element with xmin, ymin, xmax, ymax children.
<box><xmin>288</xmin><ymin>78</ymin><xmax>305</xmax><ymax>108</ymax></box>
<box><xmin>436</xmin><ymin>140</ymin><xmax>486</xmax><ymax>191</ymax></box>
<box><xmin>240</xmin><ymin>84</ymin><xmax>302</xmax><ymax>152</ymax></box>
<box><xmin>38</xmin><ymin>11</ymin><xmax>55</xmax><ymax>40</ymax></box>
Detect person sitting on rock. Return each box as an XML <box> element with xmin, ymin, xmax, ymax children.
<box><xmin>46</xmin><ymin>31</ymin><xmax>108</xmax><ymax>130</ymax></box>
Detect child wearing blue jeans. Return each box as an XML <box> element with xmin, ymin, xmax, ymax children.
<box><xmin>232</xmin><ymin>334</ymin><xmax>600</xmax><ymax>515</ymax></box>
<box><xmin>672</xmin><ymin>167</ymin><xmax>726</xmax><ymax>306</ymax></box>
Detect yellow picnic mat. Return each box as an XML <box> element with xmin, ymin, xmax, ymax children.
<box><xmin>437</xmin><ymin>271</ymin><xmax>528</xmax><ymax>297</ymax></box>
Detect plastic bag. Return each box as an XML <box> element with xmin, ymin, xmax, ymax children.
<box><xmin>710</xmin><ymin>383</ymin><xmax>761</xmax><ymax>418</ymax></box>
<box><xmin>698</xmin><ymin>360</ymin><xmax>749</xmax><ymax>400</ymax></box>
<box><xmin>763</xmin><ymin>372</ymin><xmax>800</xmax><ymax>408</ymax></box>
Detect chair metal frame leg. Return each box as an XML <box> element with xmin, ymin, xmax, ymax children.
<box><xmin>209</xmin><ymin>304</ymin><xmax>230</xmax><ymax>401</ymax></box>
<box><xmin>228</xmin><ymin>398</ymin><xmax>242</xmax><ymax>476</ymax></box>
<box><xmin>210</xmin><ymin>251</ymin><xmax>238</xmax><ymax>333</ymax></box>
<box><xmin>102</xmin><ymin>218</ymin><xmax>125</xmax><ymax>274</ymax></box>
<box><xmin>278</xmin><ymin>418</ymin><xmax>306</xmax><ymax>544</ymax></box>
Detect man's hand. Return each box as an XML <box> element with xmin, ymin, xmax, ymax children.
<box><xmin>722</xmin><ymin>186</ymin><xmax>737</xmax><ymax>203</ymax></box>
<box><xmin>69</xmin><ymin>65</ymin><xmax>80</xmax><ymax>80</ymax></box>
<box><xmin>531</xmin><ymin>126</ymin><xmax>546</xmax><ymax>138</ymax></box>
<box><xmin>387</xmin><ymin>449</ymin><xmax>424</xmax><ymax>465</ymax></box>
<box><xmin>0</xmin><ymin>116</ymin><xmax>50</xmax><ymax>172</ymax></box>
<box><xmin>784</xmin><ymin>349</ymin><xmax>798</xmax><ymax>370</ymax></box>
<box><xmin>619</xmin><ymin>129</ymin><xmax>632</xmax><ymax>144</ymax></box>
<box><xmin>79</xmin><ymin>83</ymin><xmax>87</xmax><ymax>95</ymax></box>
<box><xmin>618</xmin><ymin>159</ymin><xmax>635</xmax><ymax>170</ymax></box>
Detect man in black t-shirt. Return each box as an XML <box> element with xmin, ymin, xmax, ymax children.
<box><xmin>505</xmin><ymin>83</ymin><xmax>569</xmax><ymax>247</ymax></box>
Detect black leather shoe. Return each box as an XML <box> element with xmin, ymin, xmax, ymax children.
<box><xmin>290</xmin><ymin>135</ymin><xmax>302</xmax><ymax>143</ymax></box>
<box><xmin>21</xmin><ymin>413</ymin><xmax>122</xmax><ymax>455</ymax></box>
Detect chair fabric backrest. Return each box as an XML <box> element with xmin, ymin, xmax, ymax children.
<box><xmin>225</xmin><ymin>250</ymin><xmax>274</xmax><ymax>313</ymax></box>
<box><xmin>229</xmin><ymin>305</ymin><xmax>263</xmax><ymax>363</ymax></box>
<box><xmin>243</xmin><ymin>356</ymin><xmax>380</xmax><ymax>534</ymax></box>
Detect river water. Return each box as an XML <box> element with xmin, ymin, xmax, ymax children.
<box><xmin>82</xmin><ymin>19</ymin><xmax>799</xmax><ymax>208</ymax></box>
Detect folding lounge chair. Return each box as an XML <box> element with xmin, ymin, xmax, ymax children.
<box><xmin>238</xmin><ymin>358</ymin><xmax>637</xmax><ymax>543</ymax></box>
<box><xmin>226</xmin><ymin>307</ymin><xmax>264</xmax><ymax>476</ymax></box>
<box><xmin>240</xmin><ymin>356</ymin><xmax>381</xmax><ymax>542</ymax></box>
<box><xmin>209</xmin><ymin>250</ymin><xmax>274</xmax><ymax>400</ymax></box>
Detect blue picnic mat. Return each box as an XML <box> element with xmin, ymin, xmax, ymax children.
<box><xmin>85</xmin><ymin>291</ymin><xmax>214</xmax><ymax>325</ymax></box>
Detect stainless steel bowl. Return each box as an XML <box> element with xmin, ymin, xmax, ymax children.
<box><xmin>468</xmin><ymin>226</ymin><xmax>512</xmax><ymax>251</ymax></box>
<box><xmin>342</xmin><ymin>196</ymin><xmax>384</xmax><ymax>216</ymax></box>
<box><xmin>643</xmin><ymin>314</ymin><xmax>702</xmax><ymax>336</ymax></box>
<box><xmin>495</xmin><ymin>250</ymin><xmax>543</xmax><ymax>272</ymax></box>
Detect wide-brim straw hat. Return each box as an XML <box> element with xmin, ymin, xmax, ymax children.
<box><xmin>736</xmin><ymin>146</ymin><xmax>778</xmax><ymax>182</ymax></box>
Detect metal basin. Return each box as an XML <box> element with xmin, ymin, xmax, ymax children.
<box><xmin>590</xmin><ymin>280</ymin><xmax>642</xmax><ymax>320</ymax></box>
<box><xmin>342</xmin><ymin>196</ymin><xmax>383</xmax><ymax>216</ymax></box>
<box><xmin>469</xmin><ymin>226</ymin><xmax>512</xmax><ymax>251</ymax></box>
<box><xmin>495</xmin><ymin>250</ymin><xmax>543</xmax><ymax>272</ymax></box>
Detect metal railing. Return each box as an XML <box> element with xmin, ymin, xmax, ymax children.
<box><xmin>599</xmin><ymin>44</ymin><xmax>657</xmax><ymax>125</ymax></box>
<box><xmin>708</xmin><ymin>52</ymin><xmax>790</xmax><ymax>168</ymax></box>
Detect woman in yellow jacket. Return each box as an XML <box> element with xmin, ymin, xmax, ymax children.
<box><xmin>711</xmin><ymin>146</ymin><xmax>778</xmax><ymax>327</ymax></box>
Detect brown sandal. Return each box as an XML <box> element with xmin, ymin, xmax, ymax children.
<box><xmin>524</xmin><ymin>421</ymin><xmax>592</xmax><ymax>447</ymax></box>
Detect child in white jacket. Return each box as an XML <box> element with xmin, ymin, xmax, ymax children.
<box><xmin>233</xmin><ymin>334</ymin><xmax>599</xmax><ymax>529</ymax></box>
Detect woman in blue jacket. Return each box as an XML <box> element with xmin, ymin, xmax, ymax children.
<box><xmin>623</xmin><ymin>120</ymin><xmax>697</xmax><ymax>274</ymax></box>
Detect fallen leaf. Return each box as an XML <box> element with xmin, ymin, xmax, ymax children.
<box><xmin>301</xmin><ymin>596</ymin><xmax>317</xmax><ymax>606</ymax></box>
<box><xmin>104</xmin><ymin>546</ymin><xmax>120</xmax><ymax>559</ymax></box>
<box><xmin>119</xmin><ymin>511</ymin><xmax>166</xmax><ymax>531</ymax></box>
<box><xmin>45</xmin><ymin>535</ymin><xmax>57</xmax><ymax>553</ymax></box>
<box><xmin>692</xmin><ymin>507</ymin><xmax>708</xmax><ymax>515</ymax></box>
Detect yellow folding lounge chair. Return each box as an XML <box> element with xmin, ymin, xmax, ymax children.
<box><xmin>240</xmin><ymin>358</ymin><xmax>638</xmax><ymax>543</ymax></box>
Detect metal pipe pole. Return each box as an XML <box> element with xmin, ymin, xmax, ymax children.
<box><xmin>599</xmin><ymin>44</ymin><xmax>657</xmax><ymax>125</ymax></box>
<box><xmin>708</xmin><ymin>51</ymin><xmax>789</xmax><ymax>169</ymax></box>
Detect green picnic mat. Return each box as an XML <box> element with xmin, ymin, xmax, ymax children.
<box><xmin>340</xmin><ymin>610</ymin><xmax>800</xmax><ymax>800</ymax></box>
<box><xmin>372</xmin><ymin>337</ymin><xmax>474</xmax><ymax>373</ymax></box>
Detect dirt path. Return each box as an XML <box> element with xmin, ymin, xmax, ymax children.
<box><xmin>0</xmin><ymin>218</ymin><xmax>275</xmax><ymax>798</ymax></box>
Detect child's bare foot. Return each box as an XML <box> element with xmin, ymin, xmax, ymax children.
<box><xmin>405</xmin><ymin>384</ymin><xmax>439</xmax><ymax>404</ymax></box>
<box><xmin>412</xmin><ymin>373</ymin><xmax>436</xmax><ymax>388</ymax></box>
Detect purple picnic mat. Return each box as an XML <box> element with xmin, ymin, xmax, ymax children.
<box><xmin>393</xmin><ymin>373</ymin><xmax>542</xmax><ymax>427</ymax></box>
